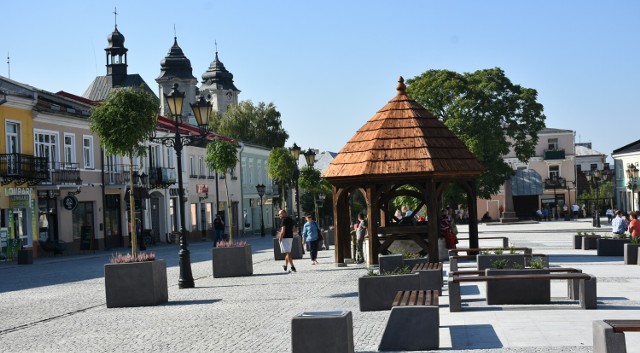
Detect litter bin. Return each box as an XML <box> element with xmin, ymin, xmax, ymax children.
<box><xmin>292</xmin><ymin>311</ymin><xmax>354</xmax><ymax>353</ymax></box>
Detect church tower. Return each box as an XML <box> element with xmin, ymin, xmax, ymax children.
<box><xmin>199</xmin><ymin>50</ymin><xmax>240</xmax><ymax>114</ymax></box>
<box><xmin>105</xmin><ymin>25</ymin><xmax>128</xmax><ymax>85</ymax></box>
<box><xmin>156</xmin><ymin>37</ymin><xmax>198</xmax><ymax>118</ymax></box>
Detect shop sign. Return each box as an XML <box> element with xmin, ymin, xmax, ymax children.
<box><xmin>37</xmin><ymin>190</ymin><xmax>60</xmax><ymax>199</ymax></box>
<box><xmin>4</xmin><ymin>187</ymin><xmax>33</xmax><ymax>197</ymax></box>
<box><xmin>62</xmin><ymin>195</ymin><xmax>78</xmax><ymax>210</ymax></box>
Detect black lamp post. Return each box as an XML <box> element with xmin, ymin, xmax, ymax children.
<box><xmin>149</xmin><ymin>83</ymin><xmax>211</xmax><ymax>289</ymax></box>
<box><xmin>256</xmin><ymin>184</ymin><xmax>265</xmax><ymax>237</ymax></box>
<box><xmin>290</xmin><ymin>143</ymin><xmax>302</xmax><ymax>235</ymax></box>
<box><xmin>586</xmin><ymin>169</ymin><xmax>608</xmax><ymax>228</ymax></box>
<box><xmin>318</xmin><ymin>192</ymin><xmax>326</xmax><ymax>230</ymax></box>
<box><xmin>627</xmin><ymin>164</ymin><xmax>639</xmax><ymax>213</ymax></box>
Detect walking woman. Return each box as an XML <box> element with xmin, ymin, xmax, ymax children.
<box><xmin>303</xmin><ymin>213</ymin><xmax>320</xmax><ymax>265</ymax></box>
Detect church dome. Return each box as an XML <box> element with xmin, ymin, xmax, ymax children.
<box><xmin>106</xmin><ymin>26</ymin><xmax>125</xmax><ymax>49</ymax></box>
<box><xmin>200</xmin><ymin>52</ymin><xmax>238</xmax><ymax>92</ymax></box>
<box><xmin>157</xmin><ymin>37</ymin><xmax>196</xmax><ymax>81</ymax></box>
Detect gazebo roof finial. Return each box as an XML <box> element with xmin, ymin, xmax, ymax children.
<box><xmin>397</xmin><ymin>76</ymin><xmax>406</xmax><ymax>93</ymax></box>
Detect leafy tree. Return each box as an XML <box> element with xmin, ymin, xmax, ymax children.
<box><xmin>578</xmin><ymin>180</ymin><xmax>614</xmax><ymax>213</ymax></box>
<box><xmin>406</xmin><ymin>68</ymin><xmax>546</xmax><ymax>199</ymax></box>
<box><xmin>205</xmin><ymin>139</ymin><xmax>239</xmax><ymax>242</ymax></box>
<box><xmin>90</xmin><ymin>87</ymin><xmax>158</xmax><ymax>258</ymax></box>
<box><xmin>210</xmin><ymin>100</ymin><xmax>289</xmax><ymax>149</ymax></box>
<box><xmin>267</xmin><ymin>147</ymin><xmax>296</xmax><ymax>211</ymax></box>
<box><xmin>298</xmin><ymin>166</ymin><xmax>332</xmax><ymax>218</ymax></box>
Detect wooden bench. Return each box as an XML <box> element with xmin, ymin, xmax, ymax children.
<box><xmin>593</xmin><ymin>320</ymin><xmax>640</xmax><ymax>353</ymax></box>
<box><xmin>449</xmin><ymin>252</ymin><xmax>547</xmax><ymax>271</ymax></box>
<box><xmin>411</xmin><ymin>263</ymin><xmax>443</xmax><ymax>295</ymax></box>
<box><xmin>379</xmin><ymin>290</ymin><xmax>440</xmax><ymax>351</ymax></box>
<box><xmin>448</xmin><ymin>272</ymin><xmax>597</xmax><ymax>312</ymax></box>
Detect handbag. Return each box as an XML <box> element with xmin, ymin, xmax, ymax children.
<box><xmin>317</xmin><ymin>226</ymin><xmax>323</xmax><ymax>241</ymax></box>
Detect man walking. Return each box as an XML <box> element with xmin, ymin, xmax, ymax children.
<box><xmin>355</xmin><ymin>213</ymin><xmax>367</xmax><ymax>264</ymax></box>
<box><xmin>213</xmin><ymin>214</ymin><xmax>225</xmax><ymax>247</ymax></box>
<box><xmin>278</xmin><ymin>209</ymin><xmax>297</xmax><ymax>272</ymax></box>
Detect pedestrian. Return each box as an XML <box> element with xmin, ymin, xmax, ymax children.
<box><xmin>606</xmin><ymin>207</ymin><xmax>614</xmax><ymax>223</ymax></box>
<box><xmin>629</xmin><ymin>212</ymin><xmax>640</xmax><ymax>239</ymax></box>
<box><xmin>572</xmin><ymin>203</ymin><xmax>579</xmax><ymax>219</ymax></box>
<box><xmin>355</xmin><ymin>213</ymin><xmax>367</xmax><ymax>264</ymax></box>
<box><xmin>439</xmin><ymin>209</ymin><xmax>458</xmax><ymax>249</ymax></box>
<box><xmin>213</xmin><ymin>214</ymin><xmax>225</xmax><ymax>247</ymax></box>
<box><xmin>542</xmin><ymin>207</ymin><xmax>549</xmax><ymax>221</ymax></box>
<box><xmin>303</xmin><ymin>213</ymin><xmax>320</xmax><ymax>265</ymax></box>
<box><xmin>611</xmin><ymin>210</ymin><xmax>629</xmax><ymax>236</ymax></box>
<box><xmin>277</xmin><ymin>209</ymin><xmax>297</xmax><ymax>272</ymax></box>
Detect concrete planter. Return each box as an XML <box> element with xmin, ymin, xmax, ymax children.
<box><xmin>104</xmin><ymin>260</ymin><xmax>168</xmax><ymax>308</ymax></box>
<box><xmin>273</xmin><ymin>237</ymin><xmax>303</xmax><ymax>260</ymax></box>
<box><xmin>212</xmin><ymin>245</ymin><xmax>253</xmax><ymax>278</ymax></box>
<box><xmin>379</xmin><ymin>254</ymin><xmax>403</xmax><ymax>273</ymax></box>
<box><xmin>573</xmin><ymin>235</ymin><xmax>584</xmax><ymax>249</ymax></box>
<box><xmin>291</xmin><ymin>311</ymin><xmax>354</xmax><ymax>353</ymax></box>
<box><xmin>485</xmin><ymin>268</ymin><xmax>550</xmax><ymax>305</ymax></box>
<box><xmin>582</xmin><ymin>236</ymin><xmax>600</xmax><ymax>250</ymax></box>
<box><xmin>624</xmin><ymin>243</ymin><xmax>640</xmax><ymax>265</ymax></box>
<box><xmin>477</xmin><ymin>254</ymin><xmax>526</xmax><ymax>271</ymax></box>
<box><xmin>358</xmin><ymin>273</ymin><xmax>420</xmax><ymax>311</ymax></box>
<box><xmin>597</xmin><ymin>238</ymin><xmax>630</xmax><ymax>256</ymax></box>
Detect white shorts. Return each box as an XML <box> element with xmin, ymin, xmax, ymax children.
<box><xmin>280</xmin><ymin>238</ymin><xmax>293</xmax><ymax>253</ymax></box>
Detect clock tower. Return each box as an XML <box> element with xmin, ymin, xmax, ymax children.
<box><xmin>199</xmin><ymin>51</ymin><xmax>240</xmax><ymax>114</ymax></box>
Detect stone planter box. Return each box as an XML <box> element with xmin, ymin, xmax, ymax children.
<box><xmin>104</xmin><ymin>260</ymin><xmax>168</xmax><ymax>308</ymax></box>
<box><xmin>625</xmin><ymin>243</ymin><xmax>640</xmax><ymax>265</ymax></box>
<box><xmin>582</xmin><ymin>236</ymin><xmax>600</xmax><ymax>250</ymax></box>
<box><xmin>573</xmin><ymin>235</ymin><xmax>584</xmax><ymax>249</ymax></box>
<box><xmin>17</xmin><ymin>249</ymin><xmax>33</xmax><ymax>265</ymax></box>
<box><xmin>273</xmin><ymin>237</ymin><xmax>303</xmax><ymax>260</ymax></box>
<box><xmin>379</xmin><ymin>254</ymin><xmax>403</xmax><ymax>273</ymax></box>
<box><xmin>292</xmin><ymin>311</ymin><xmax>354</xmax><ymax>353</ymax></box>
<box><xmin>485</xmin><ymin>268</ymin><xmax>550</xmax><ymax>305</ymax></box>
<box><xmin>358</xmin><ymin>273</ymin><xmax>420</xmax><ymax>311</ymax></box>
<box><xmin>477</xmin><ymin>254</ymin><xmax>526</xmax><ymax>271</ymax></box>
<box><xmin>212</xmin><ymin>245</ymin><xmax>253</xmax><ymax>278</ymax></box>
<box><xmin>597</xmin><ymin>238</ymin><xmax>630</xmax><ymax>256</ymax></box>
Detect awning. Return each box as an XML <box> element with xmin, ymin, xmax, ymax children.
<box><xmin>511</xmin><ymin>169</ymin><xmax>543</xmax><ymax>196</ymax></box>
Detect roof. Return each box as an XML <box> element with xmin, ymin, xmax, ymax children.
<box><xmin>575</xmin><ymin>145</ymin><xmax>605</xmax><ymax>157</ymax></box>
<box><xmin>156</xmin><ymin>37</ymin><xmax>196</xmax><ymax>82</ymax></box>
<box><xmin>511</xmin><ymin>169</ymin><xmax>543</xmax><ymax>196</ymax></box>
<box><xmin>200</xmin><ymin>52</ymin><xmax>239</xmax><ymax>92</ymax></box>
<box><xmin>323</xmin><ymin>77</ymin><xmax>484</xmax><ymax>181</ymax></box>
<box><xmin>82</xmin><ymin>74</ymin><xmax>156</xmax><ymax>102</ymax></box>
<box><xmin>612</xmin><ymin>139</ymin><xmax>640</xmax><ymax>156</ymax></box>
<box><xmin>539</xmin><ymin>127</ymin><xmax>574</xmax><ymax>134</ymax></box>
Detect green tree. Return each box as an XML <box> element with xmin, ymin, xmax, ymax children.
<box><xmin>210</xmin><ymin>100</ymin><xmax>289</xmax><ymax>149</ymax></box>
<box><xmin>298</xmin><ymin>166</ymin><xmax>331</xmax><ymax>219</ymax></box>
<box><xmin>406</xmin><ymin>68</ymin><xmax>546</xmax><ymax>199</ymax></box>
<box><xmin>205</xmin><ymin>139</ymin><xmax>239</xmax><ymax>242</ymax></box>
<box><xmin>90</xmin><ymin>87</ymin><xmax>159</xmax><ymax>258</ymax></box>
<box><xmin>267</xmin><ymin>147</ymin><xmax>296</xmax><ymax>210</ymax></box>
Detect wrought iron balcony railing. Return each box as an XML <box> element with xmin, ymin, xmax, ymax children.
<box><xmin>544</xmin><ymin>176</ymin><xmax>566</xmax><ymax>189</ymax></box>
<box><xmin>104</xmin><ymin>164</ymin><xmax>131</xmax><ymax>185</ymax></box>
<box><xmin>148</xmin><ymin>167</ymin><xmax>176</xmax><ymax>189</ymax></box>
<box><xmin>0</xmin><ymin>153</ymin><xmax>49</xmax><ymax>186</ymax></box>
<box><xmin>544</xmin><ymin>149</ymin><xmax>566</xmax><ymax>160</ymax></box>
<box><xmin>49</xmin><ymin>162</ymin><xmax>82</xmax><ymax>185</ymax></box>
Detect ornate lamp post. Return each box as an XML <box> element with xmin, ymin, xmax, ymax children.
<box><xmin>289</xmin><ymin>143</ymin><xmax>302</xmax><ymax>235</ymax></box>
<box><xmin>627</xmin><ymin>164</ymin><xmax>639</xmax><ymax>212</ymax></box>
<box><xmin>586</xmin><ymin>169</ymin><xmax>608</xmax><ymax>228</ymax></box>
<box><xmin>149</xmin><ymin>83</ymin><xmax>212</xmax><ymax>289</ymax></box>
<box><xmin>256</xmin><ymin>184</ymin><xmax>266</xmax><ymax>237</ymax></box>
<box><xmin>318</xmin><ymin>192</ymin><xmax>326</xmax><ymax>230</ymax></box>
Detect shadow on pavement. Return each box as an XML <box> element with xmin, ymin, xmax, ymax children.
<box><xmin>448</xmin><ymin>324</ymin><xmax>502</xmax><ymax>349</ymax></box>
<box><xmin>550</xmin><ymin>254</ymin><xmax>623</xmax><ymax>263</ymax></box>
<box><xmin>164</xmin><ymin>299</ymin><xmax>220</xmax><ymax>306</ymax></box>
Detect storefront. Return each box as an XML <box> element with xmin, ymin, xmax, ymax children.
<box><xmin>1</xmin><ymin>186</ymin><xmax>36</xmax><ymax>250</ymax></box>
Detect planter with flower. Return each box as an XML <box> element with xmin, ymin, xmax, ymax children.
<box><xmin>358</xmin><ymin>266</ymin><xmax>420</xmax><ymax>311</ymax></box>
<box><xmin>104</xmin><ymin>252</ymin><xmax>168</xmax><ymax>308</ymax></box>
<box><xmin>485</xmin><ymin>256</ymin><xmax>550</xmax><ymax>305</ymax></box>
<box><xmin>476</xmin><ymin>248</ymin><xmax>527</xmax><ymax>270</ymax></box>
<box><xmin>212</xmin><ymin>240</ymin><xmax>253</xmax><ymax>278</ymax></box>
<box><xmin>624</xmin><ymin>236</ymin><xmax>640</xmax><ymax>265</ymax></box>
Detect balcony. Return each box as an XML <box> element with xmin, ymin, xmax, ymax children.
<box><xmin>105</xmin><ymin>164</ymin><xmax>131</xmax><ymax>185</ymax></box>
<box><xmin>544</xmin><ymin>176</ymin><xmax>566</xmax><ymax>190</ymax></box>
<box><xmin>0</xmin><ymin>153</ymin><xmax>48</xmax><ymax>186</ymax></box>
<box><xmin>148</xmin><ymin>167</ymin><xmax>176</xmax><ymax>189</ymax></box>
<box><xmin>50</xmin><ymin>162</ymin><xmax>82</xmax><ymax>185</ymax></box>
<box><xmin>544</xmin><ymin>149</ymin><xmax>565</xmax><ymax>160</ymax></box>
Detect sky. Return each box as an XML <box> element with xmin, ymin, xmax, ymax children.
<box><xmin>2</xmin><ymin>1</ymin><xmax>639</xmax><ymax>163</ymax></box>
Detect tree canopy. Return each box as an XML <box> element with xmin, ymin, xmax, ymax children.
<box><xmin>267</xmin><ymin>147</ymin><xmax>296</xmax><ymax>210</ymax></box>
<box><xmin>210</xmin><ymin>100</ymin><xmax>289</xmax><ymax>149</ymax></box>
<box><xmin>406</xmin><ymin>68</ymin><xmax>546</xmax><ymax>199</ymax></box>
<box><xmin>89</xmin><ymin>87</ymin><xmax>158</xmax><ymax>257</ymax></box>
<box><xmin>205</xmin><ymin>138</ymin><xmax>239</xmax><ymax>242</ymax></box>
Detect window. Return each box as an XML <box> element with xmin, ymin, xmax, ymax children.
<box><xmin>241</xmin><ymin>158</ymin><xmax>247</xmax><ymax>184</ymax></box>
<box><xmin>199</xmin><ymin>156</ymin><xmax>205</xmax><ymax>177</ymax></box>
<box><xmin>34</xmin><ymin>130</ymin><xmax>59</xmax><ymax>166</ymax></box>
<box><xmin>189</xmin><ymin>156</ymin><xmax>195</xmax><ymax>177</ymax></box>
<box><xmin>5</xmin><ymin>121</ymin><xmax>21</xmax><ymax>154</ymax></box>
<box><xmin>166</xmin><ymin>148</ymin><xmax>174</xmax><ymax>168</ymax></box>
<box><xmin>590</xmin><ymin>163</ymin><xmax>597</xmax><ymax>171</ymax></box>
<box><xmin>549</xmin><ymin>165</ymin><xmax>560</xmax><ymax>179</ymax></box>
<box><xmin>150</xmin><ymin>145</ymin><xmax>162</xmax><ymax>168</ymax></box>
<box><xmin>577</xmin><ymin>164</ymin><xmax>582</xmax><ymax>172</ymax></box>
<box><xmin>83</xmin><ymin>136</ymin><xmax>94</xmax><ymax>168</ymax></box>
<box><xmin>548</xmin><ymin>138</ymin><xmax>558</xmax><ymax>151</ymax></box>
<box><xmin>64</xmin><ymin>133</ymin><xmax>75</xmax><ymax>165</ymax></box>
<box><xmin>247</xmin><ymin>158</ymin><xmax>254</xmax><ymax>185</ymax></box>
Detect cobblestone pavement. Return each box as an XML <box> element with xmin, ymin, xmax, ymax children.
<box><xmin>1</xmin><ymin>218</ymin><xmax>640</xmax><ymax>352</ymax></box>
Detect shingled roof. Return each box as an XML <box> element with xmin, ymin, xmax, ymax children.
<box><xmin>323</xmin><ymin>77</ymin><xmax>484</xmax><ymax>181</ymax></box>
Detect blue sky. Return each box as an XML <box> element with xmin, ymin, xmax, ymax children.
<box><xmin>2</xmin><ymin>1</ymin><xmax>638</xmax><ymax>162</ymax></box>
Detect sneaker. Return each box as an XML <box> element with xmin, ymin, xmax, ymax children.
<box><xmin>291</xmin><ymin>266</ymin><xmax>296</xmax><ymax>272</ymax></box>
<box><xmin>283</xmin><ymin>265</ymin><xmax>287</xmax><ymax>272</ymax></box>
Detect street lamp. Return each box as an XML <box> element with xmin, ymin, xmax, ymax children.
<box><xmin>626</xmin><ymin>164</ymin><xmax>639</xmax><ymax>212</ymax></box>
<box><xmin>586</xmin><ymin>169</ymin><xmax>608</xmax><ymax>228</ymax></box>
<box><xmin>256</xmin><ymin>184</ymin><xmax>265</xmax><ymax>237</ymax></box>
<box><xmin>149</xmin><ymin>83</ymin><xmax>211</xmax><ymax>289</ymax></box>
<box><xmin>290</xmin><ymin>143</ymin><xmax>302</xmax><ymax>236</ymax></box>
<box><xmin>318</xmin><ymin>192</ymin><xmax>326</xmax><ymax>230</ymax></box>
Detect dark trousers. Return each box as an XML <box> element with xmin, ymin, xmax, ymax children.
<box><xmin>356</xmin><ymin>237</ymin><xmax>365</xmax><ymax>263</ymax></box>
<box><xmin>309</xmin><ymin>240</ymin><xmax>319</xmax><ymax>261</ymax></box>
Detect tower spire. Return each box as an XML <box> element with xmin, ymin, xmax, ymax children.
<box><xmin>113</xmin><ymin>7</ymin><xmax>118</xmax><ymax>28</ymax></box>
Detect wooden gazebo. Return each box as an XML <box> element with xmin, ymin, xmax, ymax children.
<box><xmin>322</xmin><ymin>77</ymin><xmax>485</xmax><ymax>264</ymax></box>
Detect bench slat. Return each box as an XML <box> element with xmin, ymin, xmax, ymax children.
<box><xmin>451</xmin><ymin>273</ymin><xmax>591</xmax><ymax>283</ymax></box>
<box><xmin>392</xmin><ymin>291</ymin><xmax>404</xmax><ymax>306</ymax></box>
<box><xmin>409</xmin><ymin>290</ymin><xmax>418</xmax><ymax>306</ymax></box>
<box><xmin>392</xmin><ymin>290</ymin><xmax>439</xmax><ymax>307</ymax></box>
<box><xmin>604</xmin><ymin>320</ymin><xmax>640</xmax><ymax>333</ymax></box>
